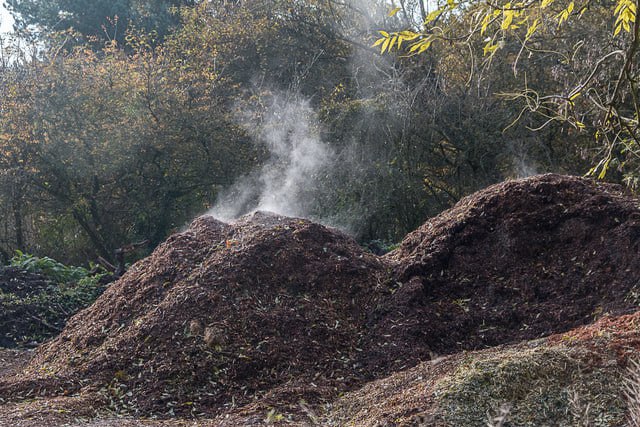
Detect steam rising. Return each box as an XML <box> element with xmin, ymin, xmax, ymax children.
<box><xmin>209</xmin><ymin>95</ymin><xmax>334</xmax><ymax>221</ymax></box>
<box><xmin>508</xmin><ymin>139</ymin><xmax>540</xmax><ymax>178</ymax></box>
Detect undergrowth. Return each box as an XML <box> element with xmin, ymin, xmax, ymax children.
<box><xmin>10</xmin><ymin>250</ymin><xmax>98</xmax><ymax>284</ymax></box>
<box><xmin>0</xmin><ymin>252</ymin><xmax>108</xmax><ymax>346</ymax></box>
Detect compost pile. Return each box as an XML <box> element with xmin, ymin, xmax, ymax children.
<box><xmin>3</xmin><ymin>174</ymin><xmax>640</xmax><ymax>422</ymax></box>
<box><xmin>0</xmin><ymin>267</ymin><xmax>56</xmax><ymax>347</ymax></box>
<box><xmin>363</xmin><ymin>173</ymin><xmax>640</xmax><ymax>372</ymax></box>
<box><xmin>6</xmin><ymin>212</ymin><xmax>387</xmax><ymax>415</ymax></box>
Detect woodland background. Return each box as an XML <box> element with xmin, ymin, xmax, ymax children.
<box><xmin>0</xmin><ymin>0</ymin><xmax>614</xmax><ymax>265</ymax></box>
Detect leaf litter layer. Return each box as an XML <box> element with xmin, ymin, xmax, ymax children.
<box><xmin>2</xmin><ymin>174</ymin><xmax>640</xmax><ymax>425</ymax></box>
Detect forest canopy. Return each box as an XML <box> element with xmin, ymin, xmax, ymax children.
<box><xmin>0</xmin><ymin>0</ymin><xmax>611</xmax><ymax>264</ymax></box>
<box><xmin>4</xmin><ymin>0</ymin><xmax>197</xmax><ymax>45</ymax></box>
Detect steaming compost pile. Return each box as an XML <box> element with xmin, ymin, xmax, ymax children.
<box><xmin>2</xmin><ymin>173</ymin><xmax>640</xmax><ymax>424</ymax></box>
<box><xmin>364</xmin><ymin>173</ymin><xmax>640</xmax><ymax>373</ymax></box>
<box><xmin>1</xmin><ymin>212</ymin><xmax>388</xmax><ymax>416</ymax></box>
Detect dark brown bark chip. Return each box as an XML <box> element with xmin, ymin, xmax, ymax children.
<box><xmin>365</xmin><ymin>173</ymin><xmax>640</xmax><ymax>372</ymax></box>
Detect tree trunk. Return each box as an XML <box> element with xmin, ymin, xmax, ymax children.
<box><xmin>71</xmin><ymin>208</ymin><xmax>113</xmax><ymax>262</ymax></box>
<box><xmin>12</xmin><ymin>196</ymin><xmax>24</xmax><ymax>251</ymax></box>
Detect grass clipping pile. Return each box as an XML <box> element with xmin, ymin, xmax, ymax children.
<box><xmin>1</xmin><ymin>212</ymin><xmax>387</xmax><ymax>416</ymax></box>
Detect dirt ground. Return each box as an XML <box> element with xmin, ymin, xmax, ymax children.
<box><xmin>1</xmin><ymin>212</ymin><xmax>388</xmax><ymax>419</ymax></box>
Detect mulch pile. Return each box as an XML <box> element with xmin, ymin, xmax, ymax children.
<box><xmin>2</xmin><ymin>212</ymin><xmax>387</xmax><ymax>416</ymax></box>
<box><xmin>2</xmin><ymin>174</ymin><xmax>640</xmax><ymax>421</ymax></box>
<box><xmin>363</xmin><ymin>173</ymin><xmax>640</xmax><ymax>372</ymax></box>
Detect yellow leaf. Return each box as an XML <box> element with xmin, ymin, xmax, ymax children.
<box><xmin>598</xmin><ymin>159</ymin><xmax>611</xmax><ymax>179</ymax></box>
<box><xmin>418</xmin><ymin>40</ymin><xmax>433</xmax><ymax>53</ymax></box>
<box><xmin>501</xmin><ymin>10</ymin><xmax>514</xmax><ymax>30</ymax></box>
<box><xmin>541</xmin><ymin>0</ymin><xmax>554</xmax><ymax>8</ymax></box>
<box><xmin>425</xmin><ymin>7</ymin><xmax>445</xmax><ymax>24</ymax></box>
<box><xmin>388</xmin><ymin>7</ymin><xmax>401</xmax><ymax>17</ymax></box>
<box><xmin>481</xmin><ymin>13</ymin><xmax>493</xmax><ymax>35</ymax></box>
<box><xmin>569</xmin><ymin>91</ymin><xmax>581</xmax><ymax>101</ymax></box>
<box><xmin>381</xmin><ymin>37</ymin><xmax>391</xmax><ymax>53</ymax></box>
<box><xmin>615</xmin><ymin>22</ymin><xmax>623</xmax><ymax>36</ymax></box>
<box><xmin>557</xmin><ymin>6</ymin><xmax>571</xmax><ymax>26</ymax></box>
<box><xmin>399</xmin><ymin>30</ymin><xmax>420</xmax><ymax>41</ymax></box>
<box><xmin>526</xmin><ymin>18</ymin><xmax>540</xmax><ymax>40</ymax></box>
<box><xmin>372</xmin><ymin>37</ymin><xmax>385</xmax><ymax>47</ymax></box>
<box><xmin>409</xmin><ymin>37</ymin><xmax>434</xmax><ymax>53</ymax></box>
<box><xmin>409</xmin><ymin>42</ymin><xmax>423</xmax><ymax>52</ymax></box>
<box><xmin>483</xmin><ymin>41</ymin><xmax>499</xmax><ymax>56</ymax></box>
<box><xmin>378</xmin><ymin>30</ymin><xmax>390</xmax><ymax>37</ymax></box>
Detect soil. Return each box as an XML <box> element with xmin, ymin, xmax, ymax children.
<box><xmin>2</xmin><ymin>173</ymin><xmax>640</xmax><ymax>425</ymax></box>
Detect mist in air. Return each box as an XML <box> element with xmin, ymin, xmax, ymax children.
<box><xmin>209</xmin><ymin>94</ymin><xmax>334</xmax><ymax>222</ymax></box>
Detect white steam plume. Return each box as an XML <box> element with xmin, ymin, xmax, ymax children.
<box><xmin>508</xmin><ymin>139</ymin><xmax>539</xmax><ymax>178</ymax></box>
<box><xmin>209</xmin><ymin>94</ymin><xmax>334</xmax><ymax>221</ymax></box>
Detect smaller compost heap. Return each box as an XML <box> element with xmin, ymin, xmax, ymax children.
<box><xmin>5</xmin><ymin>212</ymin><xmax>387</xmax><ymax>415</ymax></box>
<box><xmin>0</xmin><ymin>268</ymin><xmax>55</xmax><ymax>347</ymax></box>
<box><xmin>364</xmin><ymin>173</ymin><xmax>640</xmax><ymax>373</ymax></box>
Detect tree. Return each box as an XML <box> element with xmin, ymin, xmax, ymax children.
<box><xmin>0</xmin><ymin>28</ymin><xmax>256</xmax><ymax>262</ymax></box>
<box><xmin>376</xmin><ymin>0</ymin><xmax>640</xmax><ymax>184</ymax></box>
<box><xmin>0</xmin><ymin>0</ymin><xmax>597</xmax><ymax>262</ymax></box>
<box><xmin>4</xmin><ymin>0</ymin><xmax>196</xmax><ymax>46</ymax></box>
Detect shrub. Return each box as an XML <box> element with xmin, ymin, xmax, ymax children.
<box><xmin>0</xmin><ymin>252</ymin><xmax>108</xmax><ymax>346</ymax></box>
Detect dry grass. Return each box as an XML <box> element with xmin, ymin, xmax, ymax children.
<box><xmin>320</xmin><ymin>343</ymin><xmax>627</xmax><ymax>427</ymax></box>
<box><xmin>433</xmin><ymin>346</ymin><xmax>624</xmax><ymax>426</ymax></box>
<box><xmin>625</xmin><ymin>358</ymin><xmax>640</xmax><ymax>427</ymax></box>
